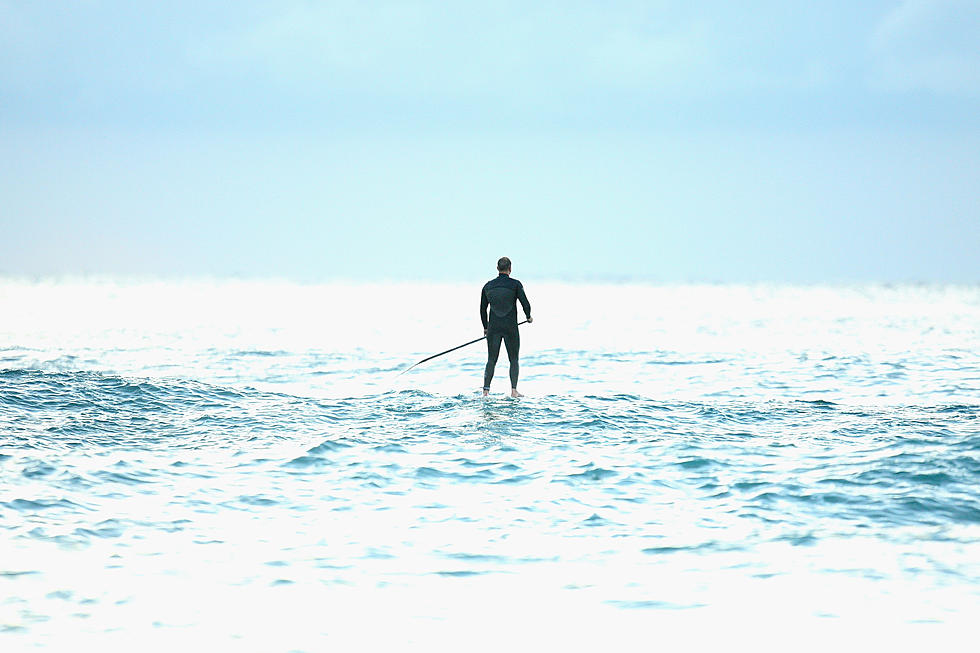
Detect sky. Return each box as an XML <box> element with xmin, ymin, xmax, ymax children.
<box><xmin>1</xmin><ymin>0</ymin><xmax>978</xmax><ymax>282</ymax></box>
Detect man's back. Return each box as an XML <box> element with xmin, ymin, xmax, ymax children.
<box><xmin>481</xmin><ymin>274</ymin><xmax>530</xmax><ymax>328</ymax></box>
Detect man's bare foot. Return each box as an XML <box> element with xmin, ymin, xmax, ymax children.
<box><xmin>511</xmin><ymin>389</ymin><xmax>523</xmax><ymax>398</ymax></box>
<box><xmin>483</xmin><ymin>389</ymin><xmax>489</xmax><ymax>397</ymax></box>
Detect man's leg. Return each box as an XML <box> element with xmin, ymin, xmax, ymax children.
<box><xmin>502</xmin><ymin>327</ymin><xmax>521</xmax><ymax>396</ymax></box>
<box><xmin>483</xmin><ymin>329</ymin><xmax>504</xmax><ymax>393</ymax></box>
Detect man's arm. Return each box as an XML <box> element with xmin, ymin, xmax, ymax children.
<box><xmin>517</xmin><ymin>282</ymin><xmax>531</xmax><ymax>320</ymax></box>
<box><xmin>480</xmin><ymin>285</ymin><xmax>489</xmax><ymax>331</ymax></box>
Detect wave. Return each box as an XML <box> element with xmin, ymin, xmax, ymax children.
<box><xmin>2</xmin><ymin>368</ymin><xmax>977</xmax><ymax>453</ymax></box>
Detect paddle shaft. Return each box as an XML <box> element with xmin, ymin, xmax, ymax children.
<box><xmin>401</xmin><ymin>320</ymin><xmax>529</xmax><ymax>374</ymax></box>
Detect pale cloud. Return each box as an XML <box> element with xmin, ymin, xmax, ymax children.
<box><xmin>1</xmin><ymin>1</ymin><xmax>976</xmax><ymax>129</ymax></box>
<box><xmin>190</xmin><ymin>3</ymin><xmax>432</xmax><ymax>82</ymax></box>
<box><xmin>187</xmin><ymin>2</ymin><xmax>860</xmax><ymax>103</ymax></box>
<box><xmin>870</xmin><ymin>0</ymin><xmax>980</xmax><ymax>94</ymax></box>
<box><xmin>189</xmin><ymin>2</ymin><xmax>716</xmax><ymax>97</ymax></box>
<box><xmin>581</xmin><ymin>20</ymin><xmax>713</xmax><ymax>90</ymax></box>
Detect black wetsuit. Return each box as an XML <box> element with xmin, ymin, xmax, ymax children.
<box><xmin>480</xmin><ymin>273</ymin><xmax>531</xmax><ymax>390</ymax></box>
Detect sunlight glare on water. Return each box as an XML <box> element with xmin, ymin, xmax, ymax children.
<box><xmin>1</xmin><ymin>278</ymin><xmax>979</xmax><ymax>649</ymax></box>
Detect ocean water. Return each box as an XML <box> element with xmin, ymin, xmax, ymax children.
<box><xmin>1</xmin><ymin>279</ymin><xmax>979</xmax><ymax>650</ymax></box>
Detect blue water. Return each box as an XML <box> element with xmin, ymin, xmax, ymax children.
<box><xmin>1</xmin><ymin>280</ymin><xmax>979</xmax><ymax>648</ymax></box>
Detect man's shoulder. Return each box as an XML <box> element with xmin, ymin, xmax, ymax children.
<box><xmin>484</xmin><ymin>276</ymin><xmax>523</xmax><ymax>288</ymax></box>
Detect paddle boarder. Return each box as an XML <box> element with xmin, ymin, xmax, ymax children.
<box><xmin>481</xmin><ymin>257</ymin><xmax>532</xmax><ymax>397</ymax></box>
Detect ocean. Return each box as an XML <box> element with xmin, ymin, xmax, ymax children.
<box><xmin>1</xmin><ymin>279</ymin><xmax>979</xmax><ymax>650</ymax></box>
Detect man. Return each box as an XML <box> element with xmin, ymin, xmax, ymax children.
<box><xmin>480</xmin><ymin>256</ymin><xmax>532</xmax><ymax>397</ymax></box>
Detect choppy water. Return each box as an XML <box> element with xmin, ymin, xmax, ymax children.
<box><xmin>2</xmin><ymin>280</ymin><xmax>979</xmax><ymax>649</ymax></box>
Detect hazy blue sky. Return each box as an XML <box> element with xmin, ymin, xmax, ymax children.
<box><xmin>2</xmin><ymin>1</ymin><xmax>978</xmax><ymax>281</ymax></box>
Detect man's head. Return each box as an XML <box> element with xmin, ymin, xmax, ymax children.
<box><xmin>497</xmin><ymin>257</ymin><xmax>512</xmax><ymax>274</ymax></box>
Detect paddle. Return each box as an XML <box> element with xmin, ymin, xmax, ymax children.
<box><xmin>399</xmin><ymin>320</ymin><xmax>529</xmax><ymax>375</ymax></box>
